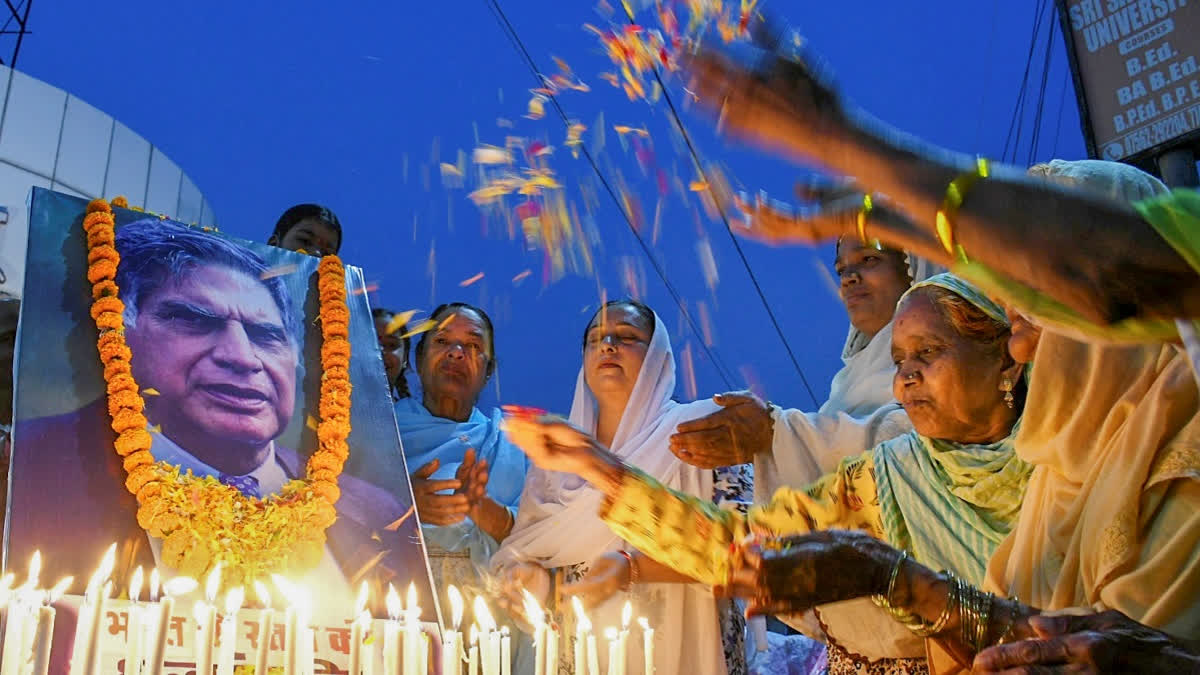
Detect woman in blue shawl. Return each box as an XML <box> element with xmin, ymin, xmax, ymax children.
<box><xmin>393</xmin><ymin>302</ymin><xmax>529</xmax><ymax>600</ymax></box>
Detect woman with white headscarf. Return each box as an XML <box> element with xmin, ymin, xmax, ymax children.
<box><xmin>492</xmin><ymin>300</ymin><xmax>747</xmax><ymax>675</ymax></box>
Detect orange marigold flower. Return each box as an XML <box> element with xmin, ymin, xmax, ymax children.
<box><xmin>125</xmin><ymin>464</ymin><xmax>159</xmax><ymax>494</ymax></box>
<box><xmin>111</xmin><ymin>196</ymin><xmax>129</xmax><ymax>208</ymax></box>
<box><xmin>104</xmin><ymin>358</ymin><xmax>132</xmax><ymax>381</ymax></box>
<box><xmin>83</xmin><ymin>212</ymin><xmax>115</xmax><ymax>231</ymax></box>
<box><xmin>107</xmin><ymin>375</ymin><xmax>140</xmax><ymax>399</ymax></box>
<box><xmin>312</xmin><ymin>502</ymin><xmax>337</xmax><ymax>528</ymax></box>
<box><xmin>320</xmin><ymin>305</ymin><xmax>350</xmax><ymax>322</ymax></box>
<box><xmin>136</xmin><ymin>480</ymin><xmax>162</xmax><ymax>505</ymax></box>
<box><xmin>94</xmin><ymin>310</ymin><xmax>124</xmax><ymax>331</ymax></box>
<box><xmin>323</xmin><ymin>354</ymin><xmax>350</xmax><ymax>370</ymax></box>
<box><xmin>322</xmin><ymin>366</ymin><xmax>350</xmax><ymax>382</ymax></box>
<box><xmin>319</xmin><ymin>440</ymin><xmax>349</xmax><ymax>461</ymax></box>
<box><xmin>123</xmin><ymin>449</ymin><xmax>155</xmax><ymax>473</ymax></box>
<box><xmin>162</xmin><ymin>531</ymin><xmax>210</xmax><ymax>577</ymax></box>
<box><xmin>97</xmin><ymin>330</ymin><xmax>126</xmax><ymax>352</ymax></box>
<box><xmin>322</xmin><ymin>339</ymin><xmax>351</xmax><ymax>358</ymax></box>
<box><xmin>308</xmin><ymin>451</ymin><xmax>344</xmax><ymax>473</ymax></box>
<box><xmin>86</xmin><ymin>198</ymin><xmax>112</xmax><ymax>214</ymax></box>
<box><xmin>309</xmin><ymin>481</ymin><xmax>341</xmax><ymax>505</ymax></box>
<box><xmin>111</xmin><ymin>409</ymin><xmax>148</xmax><ymax>434</ymax></box>
<box><xmin>98</xmin><ymin>339</ymin><xmax>133</xmax><ymax>365</ymax></box>
<box><xmin>88</xmin><ymin>260</ymin><xmax>118</xmax><ymax>284</ymax></box>
<box><xmin>321</xmin><ymin>320</ymin><xmax>349</xmax><ymax>339</ymax></box>
<box><xmin>90</xmin><ymin>296</ymin><xmax>125</xmax><ymax>320</ymax></box>
<box><xmin>91</xmin><ymin>280</ymin><xmax>120</xmax><ymax>299</ymax></box>
<box><xmin>107</xmin><ymin>389</ymin><xmax>144</xmax><ymax>417</ymax></box>
<box><xmin>116</xmin><ymin>428</ymin><xmax>153</xmax><ymax>457</ymax></box>
<box><xmin>86</xmin><ymin>226</ymin><xmax>116</xmax><ymax>248</ymax></box>
<box><xmin>309</xmin><ymin>469</ymin><xmax>339</xmax><ymax>483</ymax></box>
<box><xmin>87</xmin><ymin>244</ymin><xmax>120</xmax><ymax>266</ymax></box>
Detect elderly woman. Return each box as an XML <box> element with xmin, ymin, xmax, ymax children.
<box><xmin>679</xmin><ymin>42</ymin><xmax>1200</xmax><ymax>671</ymax></box>
<box><xmin>504</xmin><ymin>276</ymin><xmax>1031</xmax><ymax>673</ymax></box>
<box><xmin>492</xmin><ymin>300</ymin><xmax>752</xmax><ymax>675</ymax></box>
<box><xmin>393</xmin><ymin>302</ymin><xmax>529</xmax><ymax>603</ymax></box>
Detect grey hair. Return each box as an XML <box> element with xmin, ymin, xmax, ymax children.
<box><xmin>114</xmin><ymin>217</ymin><xmax>303</xmax><ymax>344</ymax></box>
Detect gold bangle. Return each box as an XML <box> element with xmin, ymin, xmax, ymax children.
<box><xmin>617</xmin><ymin>550</ymin><xmax>639</xmax><ymax>590</ymax></box>
<box><xmin>935</xmin><ymin>156</ymin><xmax>990</xmax><ymax>256</ymax></box>
<box><xmin>857</xmin><ymin>193</ymin><xmax>873</xmax><ymax>244</ymax></box>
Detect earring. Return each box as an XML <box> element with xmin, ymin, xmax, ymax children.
<box><xmin>1001</xmin><ymin>378</ymin><xmax>1014</xmax><ymax>409</ymax></box>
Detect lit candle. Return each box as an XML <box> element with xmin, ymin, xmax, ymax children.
<box><xmin>348</xmin><ymin>583</ymin><xmax>368</xmax><ymax>675</ymax></box>
<box><xmin>194</xmin><ymin>565</ymin><xmax>222</xmax><ymax>675</ymax></box>
<box><xmin>617</xmin><ymin>602</ymin><xmax>631</xmax><ymax>675</ymax></box>
<box><xmin>146</xmin><ymin>577</ymin><xmax>198</xmax><ymax>675</ymax></box>
<box><xmin>2</xmin><ymin>552</ymin><xmax>39</xmax><ymax>675</ymax></box>
<box><xmin>467</xmin><ymin>626</ymin><xmax>479</xmax><ymax>675</ymax></box>
<box><xmin>441</xmin><ymin>587</ymin><xmax>464</xmax><ymax>675</ymax></box>
<box><xmin>383</xmin><ymin>585</ymin><xmax>401</xmax><ymax>675</ymax></box>
<box><xmin>586</xmin><ymin>633</ymin><xmax>599</xmax><ymax>675</ymax></box>
<box><xmin>500</xmin><ymin>627</ymin><xmax>511</xmax><ymax>675</ymax></box>
<box><xmin>30</xmin><ymin>577</ymin><xmax>71</xmax><ymax>675</ymax></box>
<box><xmin>252</xmin><ymin>582</ymin><xmax>274</xmax><ymax>675</ymax></box>
<box><xmin>544</xmin><ymin>623</ymin><xmax>558</xmax><ymax>675</ymax></box>
<box><xmin>403</xmin><ymin>583</ymin><xmax>421</xmax><ymax>675</ymax></box>
<box><xmin>78</xmin><ymin>545</ymin><xmax>117</xmax><ymax>675</ymax></box>
<box><xmin>571</xmin><ymin>598</ymin><xmax>589</xmax><ymax>675</ymax></box>
<box><xmin>521</xmin><ymin>591</ymin><xmax>545</xmax><ymax>675</ymax></box>
<box><xmin>637</xmin><ymin>618</ymin><xmax>652</xmax><ymax>675</ymax></box>
<box><xmin>271</xmin><ymin>576</ymin><xmax>299</xmax><ymax>675</ymax></box>
<box><xmin>216</xmin><ymin>587</ymin><xmax>243</xmax><ymax>675</ymax></box>
<box><xmin>604</xmin><ymin>629</ymin><xmax>619</xmax><ymax>675</ymax></box>
<box><xmin>295</xmin><ymin>594</ymin><xmax>314</xmax><ymax>675</ymax></box>
<box><xmin>126</xmin><ymin>567</ymin><xmax>145</xmax><ymax>675</ymax></box>
<box><xmin>473</xmin><ymin>597</ymin><xmax>498</xmax><ymax>675</ymax></box>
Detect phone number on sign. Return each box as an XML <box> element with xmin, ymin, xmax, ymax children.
<box><xmin>1109</xmin><ymin>102</ymin><xmax>1200</xmax><ymax>158</ymax></box>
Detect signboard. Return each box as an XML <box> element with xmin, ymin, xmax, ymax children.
<box><xmin>1056</xmin><ymin>0</ymin><xmax>1200</xmax><ymax>162</ymax></box>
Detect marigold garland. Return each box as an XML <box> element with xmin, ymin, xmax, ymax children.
<box><xmin>84</xmin><ymin>197</ymin><xmax>354</xmax><ymax>586</ymax></box>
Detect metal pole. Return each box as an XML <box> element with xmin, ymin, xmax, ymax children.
<box><xmin>1157</xmin><ymin>147</ymin><xmax>1199</xmax><ymax>188</ymax></box>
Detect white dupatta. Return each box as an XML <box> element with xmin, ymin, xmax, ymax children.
<box><xmin>493</xmin><ymin>312</ymin><xmax>727</xmax><ymax>675</ymax></box>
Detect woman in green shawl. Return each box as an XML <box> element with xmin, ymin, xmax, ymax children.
<box><xmin>502</xmin><ymin>274</ymin><xmax>1032</xmax><ymax>674</ymax></box>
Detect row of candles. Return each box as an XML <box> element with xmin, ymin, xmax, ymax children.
<box><xmin>0</xmin><ymin>546</ymin><xmax>656</xmax><ymax>674</ymax></box>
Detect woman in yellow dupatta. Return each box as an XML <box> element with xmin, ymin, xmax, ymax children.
<box><xmin>668</xmin><ymin>39</ymin><xmax>1200</xmax><ymax>671</ymax></box>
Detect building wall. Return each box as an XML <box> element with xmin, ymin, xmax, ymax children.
<box><xmin>0</xmin><ymin>65</ymin><xmax>215</xmax><ymax>299</ymax></box>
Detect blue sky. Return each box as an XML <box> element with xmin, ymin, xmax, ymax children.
<box><xmin>20</xmin><ymin>0</ymin><xmax>1085</xmax><ymax>413</ymax></box>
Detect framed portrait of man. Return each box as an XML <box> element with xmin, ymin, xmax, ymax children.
<box><xmin>7</xmin><ymin>189</ymin><xmax>438</xmax><ymax>629</ymax></box>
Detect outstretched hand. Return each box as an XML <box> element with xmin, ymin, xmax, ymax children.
<box><xmin>501</xmin><ymin>411</ymin><xmax>597</xmax><ymax>476</ymax></box>
<box><xmin>670</xmin><ymin>391</ymin><xmax>773</xmax><ymax>468</ymax></box>
<box><xmin>683</xmin><ymin>46</ymin><xmax>848</xmax><ymax>163</ymax></box>
<box><xmin>731</xmin><ymin>180</ymin><xmax>865</xmax><ymax>247</ymax></box>
<box><xmin>410</xmin><ymin>458</ymin><xmax>470</xmax><ymax>526</ymax></box>
<box><xmin>714</xmin><ymin>530</ymin><xmax>894</xmax><ymax>617</ymax></box>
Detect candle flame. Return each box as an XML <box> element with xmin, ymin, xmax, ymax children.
<box><xmin>25</xmin><ymin>550</ymin><xmax>42</xmax><ymax>591</ymax></box>
<box><xmin>356</xmin><ymin>609</ymin><xmax>372</xmax><ymax>628</ymax></box>
<box><xmin>473</xmin><ymin>596</ymin><xmax>496</xmax><ymax>632</ymax></box>
<box><xmin>192</xmin><ymin>600</ymin><xmax>208</xmax><ymax>624</ymax></box>
<box><xmin>47</xmin><ymin>577</ymin><xmax>73</xmax><ymax>605</ymax></box>
<box><xmin>225</xmin><ymin>587</ymin><xmax>245</xmax><ymax>615</ymax></box>
<box><xmin>501</xmin><ymin>626</ymin><xmax>510</xmax><ymax>636</ymax></box>
<box><xmin>406</xmin><ymin>582</ymin><xmax>420</xmax><ymax>619</ymax></box>
<box><xmin>521</xmin><ymin>590</ymin><xmax>544</xmax><ymax>629</ymax></box>
<box><xmin>469</xmin><ymin>624</ymin><xmax>479</xmax><ymax>645</ymax></box>
<box><xmin>385</xmin><ymin>584</ymin><xmax>401</xmax><ymax>620</ymax></box>
<box><xmin>572</xmin><ymin>596</ymin><xmax>591</xmax><ymax>633</ymax></box>
<box><xmin>638</xmin><ymin>617</ymin><xmax>649</xmax><ymax>631</ymax></box>
<box><xmin>129</xmin><ymin>566</ymin><xmax>144</xmax><ymax>603</ymax></box>
<box><xmin>88</xmin><ymin>543</ymin><xmax>118</xmax><ymax>598</ymax></box>
<box><xmin>163</xmin><ymin>576</ymin><xmax>198</xmax><ymax>597</ymax></box>
<box><xmin>621</xmin><ymin>601</ymin><xmax>632</xmax><ymax>629</ymax></box>
<box><xmin>448</xmin><ymin>585</ymin><xmax>464</xmax><ymax>630</ymax></box>
<box><xmin>604</xmin><ymin>627</ymin><xmax>619</xmax><ymax>641</ymax></box>
<box><xmin>254</xmin><ymin>581</ymin><xmax>272</xmax><ymax>609</ymax></box>
<box><xmin>149</xmin><ymin>569</ymin><xmax>161</xmax><ymax>603</ymax></box>
<box><xmin>204</xmin><ymin>563</ymin><xmax>222</xmax><ymax>603</ymax></box>
<box><xmin>0</xmin><ymin>573</ymin><xmax>14</xmax><ymax>593</ymax></box>
<box><xmin>354</xmin><ymin>581</ymin><xmax>369</xmax><ymax>615</ymax></box>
